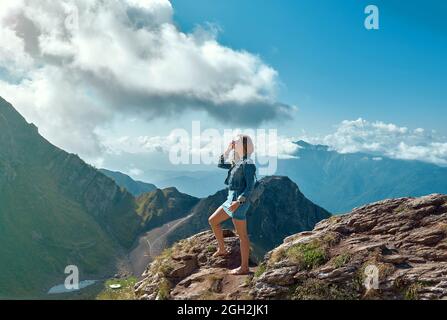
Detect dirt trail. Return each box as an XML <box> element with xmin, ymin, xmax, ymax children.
<box><xmin>129</xmin><ymin>214</ymin><xmax>193</xmax><ymax>277</ymax></box>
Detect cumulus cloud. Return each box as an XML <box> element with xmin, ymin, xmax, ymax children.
<box><xmin>0</xmin><ymin>0</ymin><xmax>291</xmax><ymax>156</ymax></box>
<box><xmin>299</xmin><ymin>118</ymin><xmax>447</xmax><ymax>166</ymax></box>
<box><xmin>99</xmin><ymin>118</ymin><xmax>447</xmax><ymax>168</ymax></box>
<box><xmin>102</xmin><ymin>130</ymin><xmax>299</xmax><ymax>164</ymax></box>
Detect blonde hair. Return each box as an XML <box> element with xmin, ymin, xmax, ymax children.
<box><xmin>235</xmin><ymin>134</ymin><xmax>254</xmax><ymax>158</ymax></box>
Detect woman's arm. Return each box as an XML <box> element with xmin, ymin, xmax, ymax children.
<box><xmin>218</xmin><ymin>142</ymin><xmax>234</xmax><ymax>169</ymax></box>
<box><xmin>218</xmin><ymin>154</ymin><xmax>232</xmax><ymax>169</ymax></box>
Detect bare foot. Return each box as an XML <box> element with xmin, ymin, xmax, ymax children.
<box><xmin>229</xmin><ymin>267</ymin><xmax>250</xmax><ymax>275</ymax></box>
<box><xmin>213</xmin><ymin>249</ymin><xmax>230</xmax><ymax>257</ymax></box>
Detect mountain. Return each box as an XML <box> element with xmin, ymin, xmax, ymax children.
<box><xmin>278</xmin><ymin>140</ymin><xmax>447</xmax><ymax>213</ymax></box>
<box><xmin>100</xmin><ymin>168</ymin><xmax>157</xmax><ymax>196</ymax></box>
<box><xmin>145</xmin><ymin>169</ymin><xmax>225</xmax><ymax>198</ymax></box>
<box><xmin>0</xmin><ymin>97</ymin><xmax>143</xmax><ymax>298</ymax></box>
<box><xmin>138</xmin><ymin>141</ymin><xmax>447</xmax><ymax>214</ymax></box>
<box><xmin>136</xmin><ymin>194</ymin><xmax>447</xmax><ymax>300</ymax></box>
<box><xmin>251</xmin><ymin>194</ymin><xmax>447</xmax><ymax>300</ymax></box>
<box><xmin>136</xmin><ymin>187</ymin><xmax>199</xmax><ymax>230</ymax></box>
<box><xmin>165</xmin><ymin>176</ymin><xmax>331</xmax><ymax>257</ymax></box>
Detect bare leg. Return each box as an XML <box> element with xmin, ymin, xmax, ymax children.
<box><xmin>208</xmin><ymin>207</ymin><xmax>231</xmax><ymax>255</ymax></box>
<box><xmin>230</xmin><ymin>218</ymin><xmax>250</xmax><ymax>275</ymax></box>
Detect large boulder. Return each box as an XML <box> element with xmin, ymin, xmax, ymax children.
<box><xmin>135</xmin><ymin>230</ymin><xmax>255</xmax><ymax>300</ymax></box>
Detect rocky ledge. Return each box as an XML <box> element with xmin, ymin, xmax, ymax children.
<box><xmin>251</xmin><ymin>194</ymin><xmax>447</xmax><ymax>300</ymax></box>
<box><xmin>135</xmin><ymin>194</ymin><xmax>447</xmax><ymax>300</ymax></box>
<box><xmin>134</xmin><ymin>230</ymin><xmax>255</xmax><ymax>300</ymax></box>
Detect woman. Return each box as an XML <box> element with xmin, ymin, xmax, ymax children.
<box><xmin>208</xmin><ymin>134</ymin><xmax>256</xmax><ymax>275</ymax></box>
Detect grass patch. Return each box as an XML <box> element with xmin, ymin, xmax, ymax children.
<box><xmin>285</xmin><ymin>241</ymin><xmax>328</xmax><ymax>270</ymax></box>
<box><xmin>207</xmin><ymin>245</ymin><xmax>217</xmax><ymax>253</ymax></box>
<box><xmin>157</xmin><ymin>278</ymin><xmax>171</xmax><ymax>300</ymax></box>
<box><xmin>270</xmin><ymin>248</ymin><xmax>287</xmax><ymax>264</ymax></box>
<box><xmin>394</xmin><ymin>277</ymin><xmax>430</xmax><ymax>300</ymax></box>
<box><xmin>321</xmin><ymin>232</ymin><xmax>340</xmax><ymax>246</ymax></box>
<box><xmin>254</xmin><ymin>263</ymin><xmax>267</xmax><ymax>278</ymax></box>
<box><xmin>404</xmin><ymin>283</ymin><xmax>422</xmax><ymax>300</ymax></box>
<box><xmin>151</xmin><ymin>248</ymin><xmax>175</xmax><ymax>276</ymax></box>
<box><xmin>292</xmin><ymin>279</ymin><xmax>358</xmax><ymax>300</ymax></box>
<box><xmin>96</xmin><ymin>277</ymin><xmax>137</xmax><ymax>300</ymax></box>
<box><xmin>244</xmin><ymin>275</ymin><xmax>253</xmax><ymax>287</ymax></box>
<box><xmin>332</xmin><ymin>253</ymin><xmax>351</xmax><ymax>268</ymax></box>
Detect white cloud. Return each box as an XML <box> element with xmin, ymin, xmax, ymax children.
<box><xmin>97</xmin><ymin>118</ymin><xmax>447</xmax><ymax>169</ymax></box>
<box><xmin>129</xmin><ymin>167</ymin><xmax>144</xmax><ymax>176</ymax></box>
<box><xmin>297</xmin><ymin>118</ymin><xmax>447</xmax><ymax>166</ymax></box>
<box><xmin>101</xmin><ymin>130</ymin><xmax>300</xmax><ymax>163</ymax></box>
<box><xmin>0</xmin><ymin>0</ymin><xmax>291</xmax><ymax>157</ymax></box>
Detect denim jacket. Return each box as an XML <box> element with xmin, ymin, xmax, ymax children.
<box><xmin>218</xmin><ymin>155</ymin><xmax>256</xmax><ymax>202</ymax></box>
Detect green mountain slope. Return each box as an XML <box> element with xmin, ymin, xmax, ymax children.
<box><xmin>136</xmin><ymin>187</ymin><xmax>199</xmax><ymax>230</ymax></box>
<box><xmin>0</xmin><ymin>97</ymin><xmax>143</xmax><ymax>298</ymax></box>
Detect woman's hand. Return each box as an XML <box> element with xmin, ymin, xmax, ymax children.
<box><xmin>224</xmin><ymin>141</ymin><xmax>235</xmax><ymax>158</ymax></box>
<box><xmin>229</xmin><ymin>201</ymin><xmax>240</xmax><ymax>212</ymax></box>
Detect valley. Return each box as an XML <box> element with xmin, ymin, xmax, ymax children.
<box><xmin>129</xmin><ymin>214</ymin><xmax>194</xmax><ymax>278</ymax></box>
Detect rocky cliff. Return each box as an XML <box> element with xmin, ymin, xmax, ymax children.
<box><xmin>251</xmin><ymin>194</ymin><xmax>447</xmax><ymax>300</ymax></box>
<box><xmin>136</xmin><ymin>194</ymin><xmax>447</xmax><ymax>300</ymax></box>
<box><xmin>135</xmin><ymin>230</ymin><xmax>255</xmax><ymax>300</ymax></box>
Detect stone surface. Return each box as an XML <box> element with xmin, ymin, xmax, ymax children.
<box><xmin>136</xmin><ymin>194</ymin><xmax>447</xmax><ymax>300</ymax></box>
<box><xmin>251</xmin><ymin>194</ymin><xmax>447</xmax><ymax>300</ymax></box>
<box><xmin>135</xmin><ymin>230</ymin><xmax>255</xmax><ymax>300</ymax></box>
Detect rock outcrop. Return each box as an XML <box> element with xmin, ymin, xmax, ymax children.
<box><xmin>137</xmin><ymin>194</ymin><xmax>447</xmax><ymax>300</ymax></box>
<box><xmin>251</xmin><ymin>194</ymin><xmax>447</xmax><ymax>300</ymax></box>
<box><xmin>135</xmin><ymin>230</ymin><xmax>255</xmax><ymax>300</ymax></box>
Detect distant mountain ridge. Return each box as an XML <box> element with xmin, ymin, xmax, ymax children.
<box><xmin>279</xmin><ymin>140</ymin><xmax>447</xmax><ymax>213</ymax></box>
<box><xmin>100</xmin><ymin>168</ymin><xmax>157</xmax><ymax>196</ymax></box>
<box><xmin>133</xmin><ymin>140</ymin><xmax>447</xmax><ymax>214</ymax></box>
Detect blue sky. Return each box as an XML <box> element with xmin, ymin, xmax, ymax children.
<box><xmin>172</xmin><ymin>0</ymin><xmax>447</xmax><ymax>136</ymax></box>
<box><xmin>1</xmin><ymin>0</ymin><xmax>446</xmax><ymax>174</ymax></box>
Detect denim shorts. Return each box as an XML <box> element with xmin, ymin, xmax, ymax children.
<box><xmin>221</xmin><ymin>190</ymin><xmax>250</xmax><ymax>221</ymax></box>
